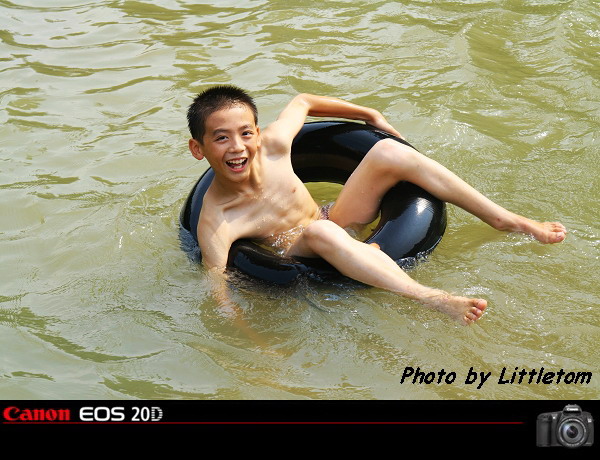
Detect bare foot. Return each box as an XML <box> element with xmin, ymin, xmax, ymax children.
<box><xmin>422</xmin><ymin>291</ymin><xmax>487</xmax><ymax>325</ymax></box>
<box><xmin>516</xmin><ymin>219</ymin><xmax>567</xmax><ymax>244</ymax></box>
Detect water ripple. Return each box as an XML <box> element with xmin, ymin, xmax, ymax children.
<box><xmin>0</xmin><ymin>0</ymin><xmax>598</xmax><ymax>400</ymax></box>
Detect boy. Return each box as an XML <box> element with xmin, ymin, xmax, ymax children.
<box><xmin>187</xmin><ymin>86</ymin><xmax>566</xmax><ymax>325</ymax></box>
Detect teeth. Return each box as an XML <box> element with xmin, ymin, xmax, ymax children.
<box><xmin>227</xmin><ymin>159</ymin><xmax>245</xmax><ymax>164</ymax></box>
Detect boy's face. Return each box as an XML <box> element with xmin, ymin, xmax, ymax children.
<box><xmin>189</xmin><ymin>104</ymin><xmax>260</xmax><ymax>183</ymax></box>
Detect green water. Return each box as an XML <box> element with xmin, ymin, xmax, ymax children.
<box><xmin>0</xmin><ymin>0</ymin><xmax>598</xmax><ymax>400</ymax></box>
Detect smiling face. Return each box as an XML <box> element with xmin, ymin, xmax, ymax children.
<box><xmin>189</xmin><ymin>103</ymin><xmax>261</xmax><ymax>183</ymax></box>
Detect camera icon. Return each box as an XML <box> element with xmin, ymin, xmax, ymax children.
<box><xmin>537</xmin><ymin>404</ymin><xmax>594</xmax><ymax>448</ymax></box>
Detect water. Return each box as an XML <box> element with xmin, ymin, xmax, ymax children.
<box><xmin>0</xmin><ymin>0</ymin><xmax>598</xmax><ymax>400</ymax></box>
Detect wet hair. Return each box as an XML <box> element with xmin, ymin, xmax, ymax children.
<box><xmin>187</xmin><ymin>85</ymin><xmax>258</xmax><ymax>143</ymax></box>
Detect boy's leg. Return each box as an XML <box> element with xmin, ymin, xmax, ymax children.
<box><xmin>329</xmin><ymin>139</ymin><xmax>566</xmax><ymax>243</ymax></box>
<box><xmin>286</xmin><ymin>220</ymin><xmax>486</xmax><ymax>325</ymax></box>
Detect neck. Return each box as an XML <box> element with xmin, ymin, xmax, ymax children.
<box><xmin>211</xmin><ymin>162</ymin><xmax>262</xmax><ymax>201</ymax></box>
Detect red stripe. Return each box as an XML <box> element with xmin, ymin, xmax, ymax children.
<box><xmin>3</xmin><ymin>421</ymin><xmax>524</xmax><ymax>425</ymax></box>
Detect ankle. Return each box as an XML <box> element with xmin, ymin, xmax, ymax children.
<box><xmin>489</xmin><ymin>212</ymin><xmax>524</xmax><ymax>233</ymax></box>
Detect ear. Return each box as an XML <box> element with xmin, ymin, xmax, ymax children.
<box><xmin>256</xmin><ymin>126</ymin><xmax>262</xmax><ymax>149</ymax></box>
<box><xmin>189</xmin><ymin>138</ymin><xmax>204</xmax><ymax>161</ymax></box>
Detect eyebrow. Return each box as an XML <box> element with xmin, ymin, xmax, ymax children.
<box><xmin>211</xmin><ymin>124</ymin><xmax>254</xmax><ymax>136</ymax></box>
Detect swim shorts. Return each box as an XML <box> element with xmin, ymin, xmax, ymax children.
<box><xmin>319</xmin><ymin>203</ymin><xmax>333</xmax><ymax>220</ymax></box>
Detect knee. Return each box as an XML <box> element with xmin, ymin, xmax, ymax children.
<box><xmin>303</xmin><ymin>220</ymin><xmax>346</xmax><ymax>253</ymax></box>
<box><xmin>367</xmin><ymin>138</ymin><xmax>419</xmax><ymax>171</ymax></box>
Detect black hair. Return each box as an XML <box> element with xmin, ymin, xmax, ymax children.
<box><xmin>187</xmin><ymin>85</ymin><xmax>258</xmax><ymax>143</ymax></box>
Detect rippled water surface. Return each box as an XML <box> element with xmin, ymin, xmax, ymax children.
<box><xmin>1</xmin><ymin>0</ymin><xmax>598</xmax><ymax>399</ymax></box>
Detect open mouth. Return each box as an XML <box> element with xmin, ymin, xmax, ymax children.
<box><xmin>225</xmin><ymin>158</ymin><xmax>247</xmax><ymax>171</ymax></box>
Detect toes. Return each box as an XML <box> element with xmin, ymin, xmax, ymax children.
<box><xmin>529</xmin><ymin>222</ymin><xmax>567</xmax><ymax>243</ymax></box>
<box><xmin>463</xmin><ymin>302</ymin><xmax>486</xmax><ymax>325</ymax></box>
<box><xmin>465</xmin><ymin>311</ymin><xmax>478</xmax><ymax>322</ymax></box>
<box><xmin>473</xmin><ymin>299</ymin><xmax>487</xmax><ymax>313</ymax></box>
<box><xmin>470</xmin><ymin>307</ymin><xmax>483</xmax><ymax>319</ymax></box>
<box><xmin>461</xmin><ymin>300</ymin><xmax>487</xmax><ymax>325</ymax></box>
<box><xmin>546</xmin><ymin>229</ymin><xmax>565</xmax><ymax>243</ymax></box>
<box><xmin>544</xmin><ymin>222</ymin><xmax>567</xmax><ymax>243</ymax></box>
<box><xmin>552</xmin><ymin>222</ymin><xmax>567</xmax><ymax>232</ymax></box>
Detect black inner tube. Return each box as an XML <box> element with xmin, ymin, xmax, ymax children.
<box><xmin>179</xmin><ymin>121</ymin><xmax>447</xmax><ymax>284</ymax></box>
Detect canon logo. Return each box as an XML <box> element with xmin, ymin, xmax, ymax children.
<box><xmin>3</xmin><ymin>406</ymin><xmax>71</xmax><ymax>422</ymax></box>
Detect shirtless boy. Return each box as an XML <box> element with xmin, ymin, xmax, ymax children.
<box><xmin>187</xmin><ymin>85</ymin><xmax>566</xmax><ymax>325</ymax></box>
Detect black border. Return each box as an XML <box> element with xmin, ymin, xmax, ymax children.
<box><xmin>1</xmin><ymin>399</ymin><xmax>598</xmax><ymax>453</ymax></box>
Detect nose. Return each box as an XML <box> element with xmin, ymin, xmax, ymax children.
<box><xmin>229</xmin><ymin>134</ymin><xmax>245</xmax><ymax>152</ymax></box>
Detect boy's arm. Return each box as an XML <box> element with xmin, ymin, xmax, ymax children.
<box><xmin>202</xmin><ymin>245</ymin><xmax>276</xmax><ymax>352</ymax></box>
<box><xmin>198</xmin><ymin>215</ymin><xmax>276</xmax><ymax>352</ymax></box>
<box><xmin>197</xmin><ymin>210</ymin><xmax>233</xmax><ymax>271</ymax></box>
<box><xmin>264</xmin><ymin>93</ymin><xmax>403</xmax><ymax>148</ymax></box>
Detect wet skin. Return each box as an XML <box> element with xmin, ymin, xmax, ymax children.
<box><xmin>189</xmin><ymin>94</ymin><xmax>566</xmax><ymax>324</ymax></box>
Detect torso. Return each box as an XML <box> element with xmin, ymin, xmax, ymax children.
<box><xmin>199</xmin><ymin>135</ymin><xmax>320</xmax><ymax>258</ymax></box>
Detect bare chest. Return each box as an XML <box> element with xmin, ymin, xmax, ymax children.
<box><xmin>231</xmin><ymin>168</ymin><xmax>318</xmax><ymax>240</ymax></box>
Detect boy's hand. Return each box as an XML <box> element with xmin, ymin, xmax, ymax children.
<box><xmin>267</xmin><ymin>93</ymin><xmax>405</xmax><ymax>147</ymax></box>
<box><xmin>367</xmin><ymin>113</ymin><xmax>405</xmax><ymax>140</ymax></box>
